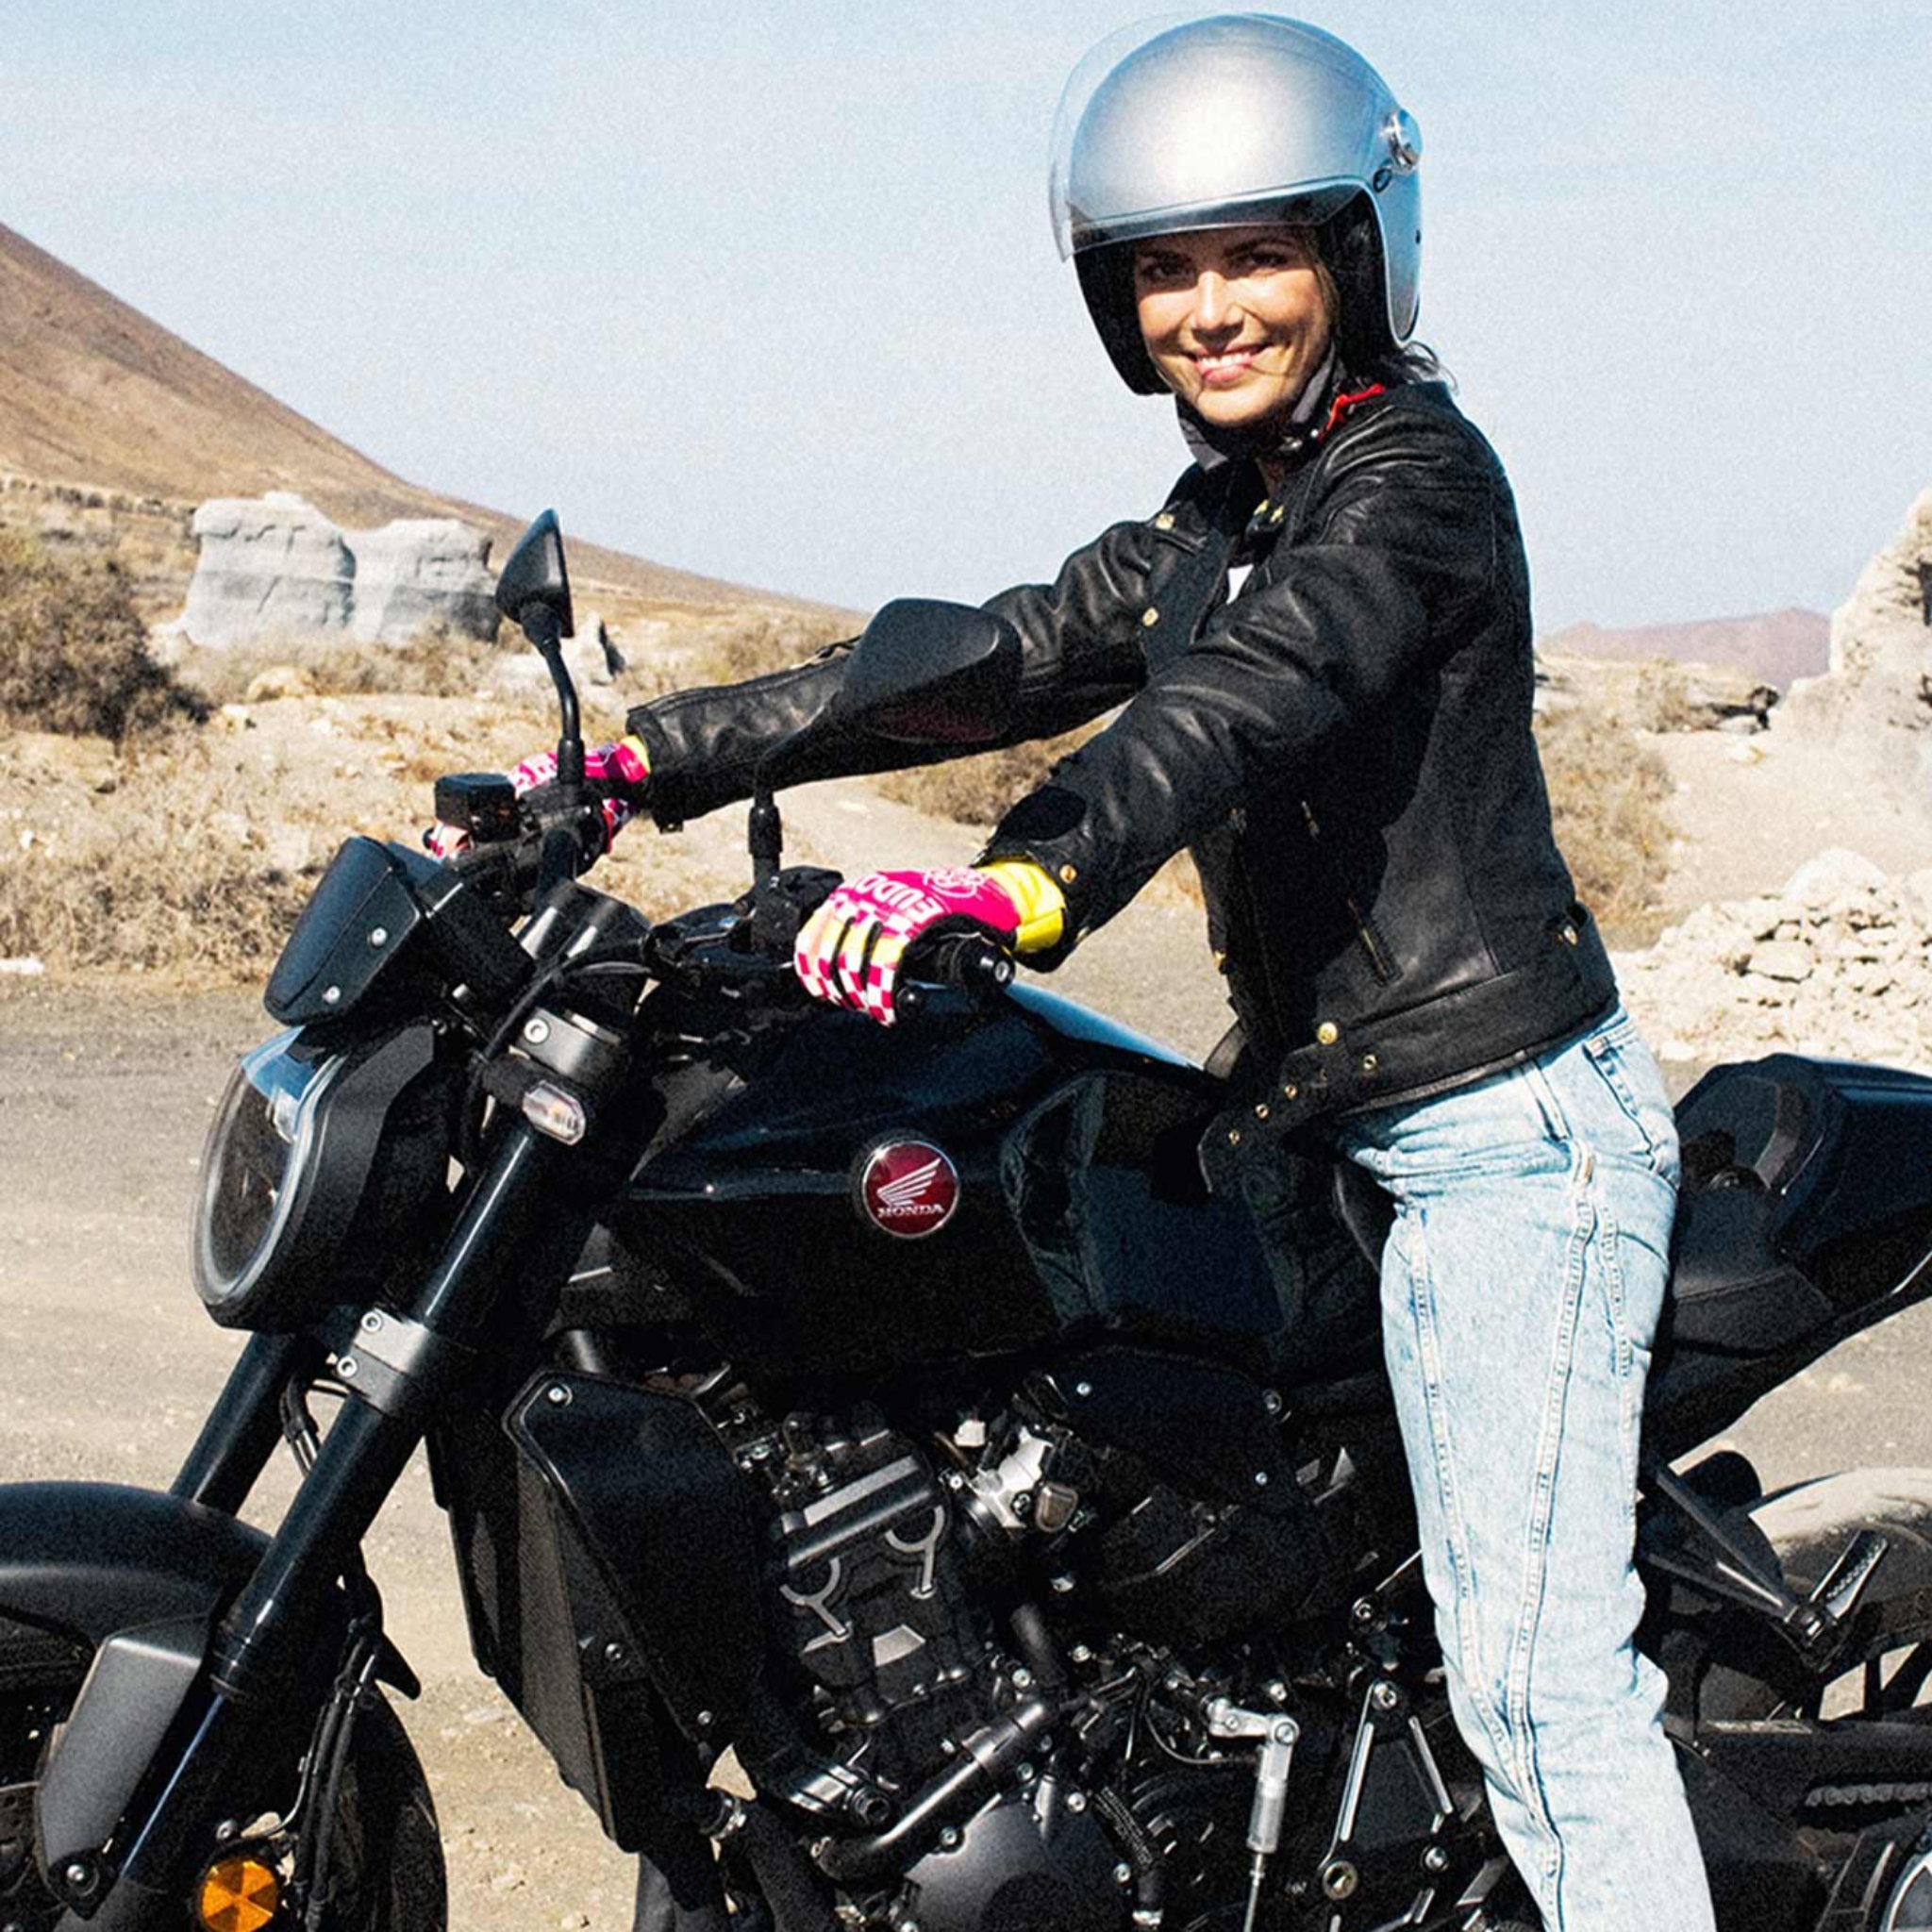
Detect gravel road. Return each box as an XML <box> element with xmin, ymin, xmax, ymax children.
<box><xmin>4</xmin><ymin>891</ymin><xmax>1930</xmax><ymax>1927</ymax></box>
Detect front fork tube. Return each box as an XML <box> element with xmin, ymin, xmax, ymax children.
<box><xmin>170</xmin><ymin>1332</ymin><xmax>317</xmax><ymax>1517</ymax></box>
<box><xmin>114</xmin><ymin>1122</ymin><xmax>562</xmax><ymax>1907</ymax></box>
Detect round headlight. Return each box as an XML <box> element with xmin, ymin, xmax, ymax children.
<box><xmin>193</xmin><ymin>1032</ymin><xmax>341</xmax><ymax>1321</ymax></box>
<box><xmin>192</xmin><ymin>1024</ymin><xmax>447</xmax><ymax>1330</ymax></box>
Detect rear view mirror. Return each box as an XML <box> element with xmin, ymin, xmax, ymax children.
<box><xmin>495</xmin><ymin>509</ymin><xmax>575</xmax><ymax>642</ymax></box>
<box><xmin>828</xmin><ymin>599</ymin><xmax>1021</xmax><ymax>746</ymax></box>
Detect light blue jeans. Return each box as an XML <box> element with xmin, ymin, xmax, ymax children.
<box><xmin>1331</xmin><ymin>1006</ymin><xmax>1715</xmax><ymax>1931</ymax></box>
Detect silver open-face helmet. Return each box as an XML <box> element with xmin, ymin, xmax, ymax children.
<box><xmin>1049</xmin><ymin>13</ymin><xmax>1423</xmax><ymax>393</ymax></box>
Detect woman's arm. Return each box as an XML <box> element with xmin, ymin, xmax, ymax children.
<box><xmin>624</xmin><ymin>516</ymin><xmax>1163</xmax><ymax>829</ymax></box>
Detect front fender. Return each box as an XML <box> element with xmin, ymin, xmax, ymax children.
<box><xmin>0</xmin><ymin>1482</ymin><xmax>272</xmax><ymax>1880</ymax></box>
<box><xmin>0</xmin><ymin>1481</ymin><xmax>268</xmax><ymax>1641</ymax></box>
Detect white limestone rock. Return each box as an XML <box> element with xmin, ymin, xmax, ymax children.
<box><xmin>1778</xmin><ymin>487</ymin><xmax>1932</xmax><ymax>789</ymax></box>
<box><xmin>181</xmin><ymin>494</ymin><xmax>352</xmax><ymax>646</ymax></box>
<box><xmin>1618</xmin><ymin>858</ymin><xmax>1932</xmax><ymax>1074</ymax></box>
<box><xmin>349</xmin><ymin>519</ymin><xmax>497</xmax><ymax>645</ymax></box>
<box><xmin>1781</xmin><ymin>848</ymin><xmax>1891</xmax><ymax>908</ymax></box>
<box><xmin>175</xmin><ymin>494</ymin><xmax>499</xmax><ymax>649</ymax></box>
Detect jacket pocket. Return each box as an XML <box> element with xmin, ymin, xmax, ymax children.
<box><xmin>1299</xmin><ymin>799</ymin><xmax>1398</xmax><ymax>985</ymax></box>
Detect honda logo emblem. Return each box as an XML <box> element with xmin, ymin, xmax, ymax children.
<box><xmin>858</xmin><ymin>1140</ymin><xmax>961</xmax><ymax>1239</ymax></box>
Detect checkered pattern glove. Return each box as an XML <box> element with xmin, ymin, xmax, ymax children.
<box><xmin>793</xmin><ymin>863</ymin><xmax>1066</xmax><ymax>1025</ymax></box>
<box><xmin>425</xmin><ymin>737</ymin><xmax>649</xmax><ymax>860</ymax></box>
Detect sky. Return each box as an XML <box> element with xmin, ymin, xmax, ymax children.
<box><xmin>3</xmin><ymin>1</ymin><xmax>1928</xmax><ymax>632</ymax></box>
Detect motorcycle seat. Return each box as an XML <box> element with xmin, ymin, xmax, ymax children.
<box><xmin>1664</xmin><ymin>1054</ymin><xmax>1932</xmax><ymax>1358</ymax></box>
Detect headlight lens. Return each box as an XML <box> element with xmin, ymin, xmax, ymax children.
<box><xmin>193</xmin><ymin>1032</ymin><xmax>341</xmax><ymax>1316</ymax></box>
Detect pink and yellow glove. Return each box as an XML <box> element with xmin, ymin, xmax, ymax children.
<box><xmin>792</xmin><ymin>862</ymin><xmax>1065</xmax><ymax>1025</ymax></box>
<box><xmin>426</xmin><ymin>736</ymin><xmax>650</xmax><ymax>860</ymax></box>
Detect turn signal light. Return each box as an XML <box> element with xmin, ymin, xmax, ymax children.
<box><xmin>197</xmin><ymin>1855</ymin><xmax>280</xmax><ymax>1932</ymax></box>
<box><xmin>522</xmin><ymin>1080</ymin><xmax>588</xmax><ymax>1144</ymax></box>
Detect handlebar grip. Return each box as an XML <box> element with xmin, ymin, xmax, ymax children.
<box><xmin>899</xmin><ymin>933</ymin><xmax>1016</xmax><ymax>1014</ymax></box>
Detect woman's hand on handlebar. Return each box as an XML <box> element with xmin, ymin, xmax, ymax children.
<box><xmin>792</xmin><ymin>867</ymin><xmax>1031</xmax><ymax>1025</ymax></box>
<box><xmin>425</xmin><ymin>736</ymin><xmax>651</xmax><ymax>862</ymax></box>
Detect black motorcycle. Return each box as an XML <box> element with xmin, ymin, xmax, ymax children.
<box><xmin>7</xmin><ymin>513</ymin><xmax>1932</xmax><ymax>1932</ymax></box>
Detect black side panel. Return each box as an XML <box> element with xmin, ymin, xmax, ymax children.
<box><xmin>505</xmin><ymin>1374</ymin><xmax>763</xmax><ymax>1734</ymax></box>
<box><xmin>437</xmin><ymin>1375</ymin><xmax>759</xmax><ymax>1849</ymax></box>
<box><xmin>1001</xmin><ymin>1071</ymin><xmax>1287</xmax><ymax>1367</ymax></box>
<box><xmin>0</xmin><ymin>1484</ymin><xmax>267</xmax><ymax>1641</ymax></box>
<box><xmin>1041</xmin><ymin>1347</ymin><xmax>1301</xmax><ymax>1510</ymax></box>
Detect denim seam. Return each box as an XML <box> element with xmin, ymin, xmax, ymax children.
<box><xmin>1595</xmin><ymin>1180</ymin><xmax>1645</xmax><ymax>1549</ymax></box>
<box><xmin>1584</xmin><ymin>1041</ymin><xmax>1669</xmax><ymax>1177</ymax></box>
<box><xmin>1402</xmin><ymin>1204</ymin><xmax>1514</xmax><ymax>1777</ymax></box>
<box><xmin>1519</xmin><ymin>1057</ymin><xmax>1573</xmax><ymax>1147</ymax></box>
<box><xmin>1503</xmin><ymin>1152</ymin><xmax>1594</xmax><ymax>1913</ymax></box>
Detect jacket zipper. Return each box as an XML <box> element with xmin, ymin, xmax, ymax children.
<box><xmin>1299</xmin><ymin>799</ymin><xmax>1398</xmax><ymax>984</ymax></box>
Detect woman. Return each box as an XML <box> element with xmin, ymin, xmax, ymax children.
<box><xmin>455</xmin><ymin>17</ymin><xmax>1713</xmax><ymax>1927</ymax></box>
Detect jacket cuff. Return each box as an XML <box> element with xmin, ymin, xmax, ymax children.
<box><xmin>978</xmin><ymin>783</ymin><xmax>1109</xmax><ymax>968</ymax></box>
<box><xmin>976</xmin><ymin>861</ymin><xmax>1066</xmax><ymax>955</ymax></box>
<box><xmin>619</xmin><ymin>707</ymin><xmax>683</xmax><ymax>827</ymax></box>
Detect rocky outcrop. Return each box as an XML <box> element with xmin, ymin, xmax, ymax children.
<box><xmin>1776</xmin><ymin>489</ymin><xmax>1932</xmax><ymax>789</ymax></box>
<box><xmin>1534</xmin><ymin>653</ymin><xmax>1778</xmax><ymax>732</ymax></box>
<box><xmin>175</xmin><ymin>492</ymin><xmax>496</xmax><ymax>648</ymax></box>
<box><xmin>343</xmin><ymin>516</ymin><xmax>497</xmax><ymax>642</ymax></box>
<box><xmin>1616</xmin><ymin>848</ymin><xmax>1932</xmax><ymax>1073</ymax></box>
<box><xmin>179</xmin><ymin>493</ymin><xmax>352</xmax><ymax>643</ymax></box>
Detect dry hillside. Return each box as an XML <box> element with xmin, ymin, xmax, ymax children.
<box><xmin>1538</xmin><ymin>608</ymin><xmax>1829</xmax><ymax>686</ymax></box>
<box><xmin>0</xmin><ymin>220</ymin><xmax>821</xmax><ymax>617</ymax></box>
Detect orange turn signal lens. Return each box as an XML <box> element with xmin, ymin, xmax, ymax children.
<box><xmin>197</xmin><ymin>1855</ymin><xmax>280</xmax><ymax>1932</ymax></box>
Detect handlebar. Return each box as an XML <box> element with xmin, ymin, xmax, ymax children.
<box><xmin>435</xmin><ymin>794</ymin><xmax>1015</xmax><ymax>1024</ymax></box>
<box><xmin>901</xmin><ymin>932</ymin><xmax>1016</xmax><ymax>998</ymax></box>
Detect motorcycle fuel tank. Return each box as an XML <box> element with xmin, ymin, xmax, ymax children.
<box><xmin>613</xmin><ymin>991</ymin><xmax>1286</xmax><ymax>1388</ymax></box>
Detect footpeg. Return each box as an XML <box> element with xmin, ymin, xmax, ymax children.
<box><xmin>1810</xmin><ymin>1528</ymin><xmax>1889</xmax><ymax>1625</ymax></box>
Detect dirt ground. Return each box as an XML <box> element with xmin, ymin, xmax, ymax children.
<box><xmin>3</xmin><ymin>765</ymin><xmax>1931</xmax><ymax>1929</ymax></box>
<box><xmin>1651</xmin><ymin>725</ymin><xmax>1932</xmax><ymax>913</ymax></box>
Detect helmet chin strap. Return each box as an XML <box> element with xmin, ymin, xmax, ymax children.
<box><xmin>1174</xmin><ymin>347</ymin><xmax>1341</xmax><ymax>468</ymax></box>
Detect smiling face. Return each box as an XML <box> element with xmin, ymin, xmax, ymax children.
<box><xmin>1133</xmin><ymin>225</ymin><xmax>1336</xmax><ymax>436</ymax></box>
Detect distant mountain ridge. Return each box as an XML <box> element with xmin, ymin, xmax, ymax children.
<box><xmin>1538</xmin><ymin>608</ymin><xmax>1830</xmax><ymax>687</ymax></box>
<box><xmin>0</xmin><ymin>219</ymin><xmax>780</xmax><ymax>609</ymax></box>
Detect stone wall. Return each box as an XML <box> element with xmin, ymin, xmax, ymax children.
<box><xmin>175</xmin><ymin>492</ymin><xmax>496</xmax><ymax>648</ymax></box>
<box><xmin>1616</xmin><ymin>848</ymin><xmax>1932</xmax><ymax>1074</ymax></box>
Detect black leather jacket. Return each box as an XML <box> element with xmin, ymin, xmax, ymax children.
<box><xmin>625</xmin><ymin>381</ymin><xmax>1614</xmax><ymax>1148</ymax></box>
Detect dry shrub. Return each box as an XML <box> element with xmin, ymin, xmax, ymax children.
<box><xmin>172</xmin><ymin>625</ymin><xmax>513</xmax><ymax>705</ymax></box>
<box><xmin>1535</xmin><ymin>706</ymin><xmax>1673</xmax><ymax>944</ymax></box>
<box><xmin>0</xmin><ymin>727</ymin><xmax>311</xmax><ymax>975</ymax></box>
<box><xmin>0</xmin><ymin>531</ymin><xmax>202</xmax><ymax>738</ymax></box>
<box><xmin>874</xmin><ymin>727</ymin><xmax>1097</xmax><ymax>828</ymax></box>
<box><xmin>1624</xmin><ymin>660</ymin><xmax>1719</xmax><ymax>734</ymax></box>
<box><xmin>0</xmin><ymin>690</ymin><xmax>671</xmax><ymax>982</ymax></box>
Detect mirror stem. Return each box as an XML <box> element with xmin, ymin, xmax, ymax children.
<box><xmin>522</xmin><ymin>602</ymin><xmax>585</xmax><ymax>806</ymax></box>
<box><xmin>749</xmin><ymin>775</ymin><xmax>783</xmax><ymax>890</ymax></box>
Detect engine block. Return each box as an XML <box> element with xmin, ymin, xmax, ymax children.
<box><xmin>767</xmin><ymin>1413</ymin><xmax>989</xmax><ymax>1784</ymax></box>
